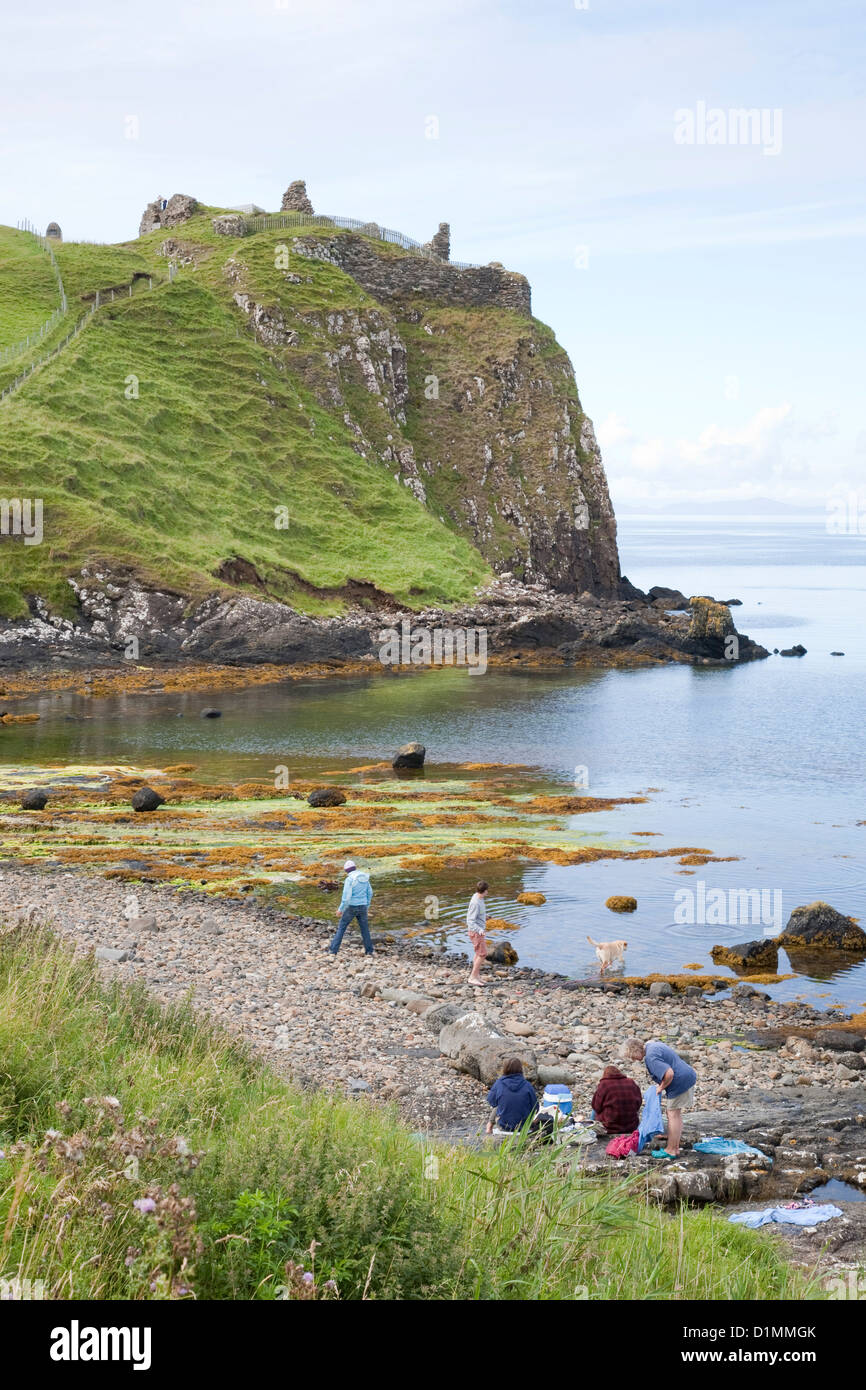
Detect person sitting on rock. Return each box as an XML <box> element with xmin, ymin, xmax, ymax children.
<box><xmin>328</xmin><ymin>859</ymin><xmax>373</xmax><ymax>957</ymax></box>
<box><xmin>590</xmin><ymin>1064</ymin><xmax>642</xmax><ymax>1134</ymax></box>
<box><xmin>467</xmin><ymin>879</ymin><xmax>489</xmax><ymax>985</ymax></box>
<box><xmin>485</xmin><ymin>1057</ymin><xmax>539</xmax><ymax>1134</ymax></box>
<box><xmin>624</xmin><ymin>1037</ymin><xmax>696</xmax><ymax>1158</ymax></box>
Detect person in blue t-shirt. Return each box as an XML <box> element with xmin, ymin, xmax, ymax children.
<box><xmin>625</xmin><ymin>1037</ymin><xmax>697</xmax><ymax>1157</ymax></box>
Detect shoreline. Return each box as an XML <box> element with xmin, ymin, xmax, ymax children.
<box><xmin>2</xmin><ymin>865</ymin><xmax>864</xmax><ymax>1232</ymax></box>
<box><xmin>0</xmin><ymin>573</ymin><xmax>768</xmax><ymax>677</ymax></box>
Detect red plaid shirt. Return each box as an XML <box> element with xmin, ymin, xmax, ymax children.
<box><xmin>591</xmin><ymin>1070</ymin><xmax>642</xmax><ymax>1134</ymax></box>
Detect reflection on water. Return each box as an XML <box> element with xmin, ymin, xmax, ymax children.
<box><xmin>2</xmin><ymin>519</ymin><xmax>865</xmax><ymax>1007</ymax></box>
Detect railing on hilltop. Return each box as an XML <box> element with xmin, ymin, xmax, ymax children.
<box><xmin>0</xmin><ymin>221</ymin><xmax>69</xmax><ymax>367</ymax></box>
<box><xmin>239</xmin><ymin>211</ymin><xmax>482</xmax><ymax>270</ymax></box>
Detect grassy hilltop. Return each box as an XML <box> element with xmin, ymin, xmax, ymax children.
<box><xmin>0</xmin><ymin>214</ymin><xmax>492</xmax><ymax>620</ymax></box>
<box><xmin>0</xmin><ymin>204</ymin><xmax>617</xmax><ymax>625</ymax></box>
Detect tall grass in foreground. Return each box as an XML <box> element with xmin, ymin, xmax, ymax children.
<box><xmin>0</xmin><ymin>922</ymin><xmax>816</xmax><ymax>1301</ymax></box>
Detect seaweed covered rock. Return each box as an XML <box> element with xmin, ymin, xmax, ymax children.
<box><xmin>780</xmin><ymin>901</ymin><xmax>866</xmax><ymax>952</ymax></box>
<box><xmin>488</xmin><ymin>940</ymin><xmax>519</xmax><ymax>965</ymax></box>
<box><xmin>131</xmin><ymin>786</ymin><xmax>165</xmax><ymax>813</ymax></box>
<box><xmin>710</xmin><ymin>939</ymin><xmax>779</xmax><ymax>972</ymax></box>
<box><xmin>516</xmin><ymin>891</ymin><xmax>546</xmax><ymax>905</ymax></box>
<box><xmin>688</xmin><ymin>596</ymin><xmax>735</xmax><ymax>650</ymax></box>
<box><xmin>306</xmin><ymin>787</ymin><xmax>347</xmax><ymax>808</ymax></box>
<box><xmin>392</xmin><ymin>742</ymin><xmax>426</xmax><ymax>769</ymax></box>
<box><xmin>606</xmin><ymin>895</ymin><xmax>637</xmax><ymax>913</ymax></box>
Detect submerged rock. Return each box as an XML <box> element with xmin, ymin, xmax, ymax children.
<box><xmin>606</xmin><ymin>894</ymin><xmax>637</xmax><ymax>913</ymax></box>
<box><xmin>488</xmin><ymin>940</ymin><xmax>519</xmax><ymax>965</ymax></box>
<box><xmin>711</xmin><ymin>939</ymin><xmax>779</xmax><ymax>972</ymax></box>
<box><xmin>781</xmin><ymin>901</ymin><xmax>866</xmax><ymax>952</ymax></box>
<box><xmin>392</xmin><ymin>742</ymin><xmax>426</xmax><ymax>769</ymax></box>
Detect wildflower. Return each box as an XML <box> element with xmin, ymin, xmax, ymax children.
<box><xmin>302</xmin><ymin>1272</ymin><xmax>314</xmax><ymax>1285</ymax></box>
<box><xmin>102</xmin><ymin>1096</ymin><xmax>121</xmax><ymax>1108</ymax></box>
<box><xmin>133</xmin><ymin>1197</ymin><xmax>156</xmax><ymax>1214</ymax></box>
<box><xmin>175</xmin><ymin>1137</ymin><xmax>190</xmax><ymax>1156</ymax></box>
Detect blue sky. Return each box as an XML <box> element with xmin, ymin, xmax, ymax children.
<box><xmin>2</xmin><ymin>0</ymin><xmax>863</xmax><ymax>509</ymax></box>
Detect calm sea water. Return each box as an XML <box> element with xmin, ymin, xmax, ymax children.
<box><xmin>3</xmin><ymin>518</ymin><xmax>865</xmax><ymax>1007</ymax></box>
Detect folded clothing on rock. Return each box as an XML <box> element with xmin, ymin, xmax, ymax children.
<box><xmin>728</xmin><ymin>1203</ymin><xmax>842</xmax><ymax>1229</ymax></box>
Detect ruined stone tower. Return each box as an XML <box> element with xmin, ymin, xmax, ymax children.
<box><xmin>281</xmin><ymin>180</ymin><xmax>314</xmax><ymax>215</ymax></box>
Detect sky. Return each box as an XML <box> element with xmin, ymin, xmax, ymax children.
<box><xmin>1</xmin><ymin>0</ymin><xmax>864</xmax><ymax>511</ymax></box>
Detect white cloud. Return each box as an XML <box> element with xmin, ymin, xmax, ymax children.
<box><xmin>599</xmin><ymin>403</ymin><xmax>856</xmax><ymax>506</ymax></box>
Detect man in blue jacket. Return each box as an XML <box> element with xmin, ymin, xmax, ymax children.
<box><xmin>329</xmin><ymin>859</ymin><xmax>374</xmax><ymax>957</ymax></box>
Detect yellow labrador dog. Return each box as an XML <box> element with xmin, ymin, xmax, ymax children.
<box><xmin>587</xmin><ymin>936</ymin><xmax>627</xmax><ymax>974</ymax></box>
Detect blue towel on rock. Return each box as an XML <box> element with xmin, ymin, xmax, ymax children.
<box><xmin>637</xmin><ymin>1084</ymin><xmax>665</xmax><ymax>1153</ymax></box>
<box><xmin>694</xmin><ymin>1137</ymin><xmax>772</xmax><ymax>1162</ymax></box>
<box><xmin>728</xmin><ymin>1203</ymin><xmax>842</xmax><ymax>1229</ymax></box>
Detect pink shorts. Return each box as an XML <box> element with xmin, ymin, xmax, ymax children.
<box><xmin>469</xmin><ymin>932</ymin><xmax>487</xmax><ymax>959</ymax></box>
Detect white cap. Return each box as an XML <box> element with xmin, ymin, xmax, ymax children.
<box><xmin>344</xmin><ymin>860</ymin><xmax>356</xmax><ymax>872</ymax></box>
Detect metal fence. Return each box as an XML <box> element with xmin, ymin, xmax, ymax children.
<box><xmin>0</xmin><ymin>261</ymin><xmax>167</xmax><ymax>406</ymax></box>
<box><xmin>0</xmin><ymin>222</ymin><xmax>70</xmax><ymax>367</ymax></box>
<box><xmin>0</xmin><ymin>304</ymin><xmax>93</xmax><ymax>403</ymax></box>
<box><xmin>239</xmin><ymin>211</ymin><xmax>481</xmax><ymax>270</ymax></box>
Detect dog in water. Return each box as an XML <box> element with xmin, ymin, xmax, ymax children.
<box><xmin>587</xmin><ymin>936</ymin><xmax>627</xmax><ymax>974</ymax></box>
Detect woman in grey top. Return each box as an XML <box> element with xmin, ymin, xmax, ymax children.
<box><xmin>467</xmin><ymin>880</ymin><xmax>489</xmax><ymax>986</ymax></box>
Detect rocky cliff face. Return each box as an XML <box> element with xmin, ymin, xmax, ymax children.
<box><xmin>228</xmin><ymin>231</ymin><xmax>620</xmax><ymax>594</ymax></box>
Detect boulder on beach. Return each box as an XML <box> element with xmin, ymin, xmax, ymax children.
<box><xmin>131</xmin><ymin>786</ymin><xmax>165</xmax><ymax>813</ymax></box>
<box><xmin>20</xmin><ymin>788</ymin><xmax>49</xmax><ymax>810</ymax></box>
<box><xmin>421</xmin><ymin>1000</ymin><xmax>465</xmax><ymax>1034</ymax></box>
<box><xmin>200</xmin><ymin>708</ymin><xmax>222</xmax><ymax>718</ymax></box>
<box><xmin>606</xmin><ymin>895</ymin><xmax>637</xmax><ymax>913</ymax></box>
<box><xmin>438</xmin><ymin>1011</ymin><xmax>536</xmax><ymax>1083</ymax></box>
<box><xmin>710</xmin><ymin>939</ymin><xmax>779</xmax><ymax>972</ymax></box>
<box><xmin>392</xmin><ymin>742</ymin><xmax>426</xmax><ymax>769</ymax></box>
<box><xmin>306</xmin><ymin>787</ymin><xmax>347</xmax><ymax>808</ymax></box>
<box><xmin>780</xmin><ymin>901</ymin><xmax>866</xmax><ymax>952</ymax></box>
<box><xmin>488</xmin><ymin>940</ymin><xmax>519</xmax><ymax>965</ymax></box>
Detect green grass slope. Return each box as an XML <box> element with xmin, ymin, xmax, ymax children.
<box><xmin>0</xmin><ymin>221</ymin><xmax>489</xmax><ymax>619</ymax></box>
<box><xmin>0</xmin><ymin>227</ymin><xmax>63</xmax><ymax>351</ymax></box>
<box><xmin>0</xmin><ymin>923</ymin><xmax>816</xmax><ymax>1301</ymax></box>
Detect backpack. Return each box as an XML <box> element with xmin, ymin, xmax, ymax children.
<box><xmin>606</xmin><ymin>1130</ymin><xmax>639</xmax><ymax>1159</ymax></box>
